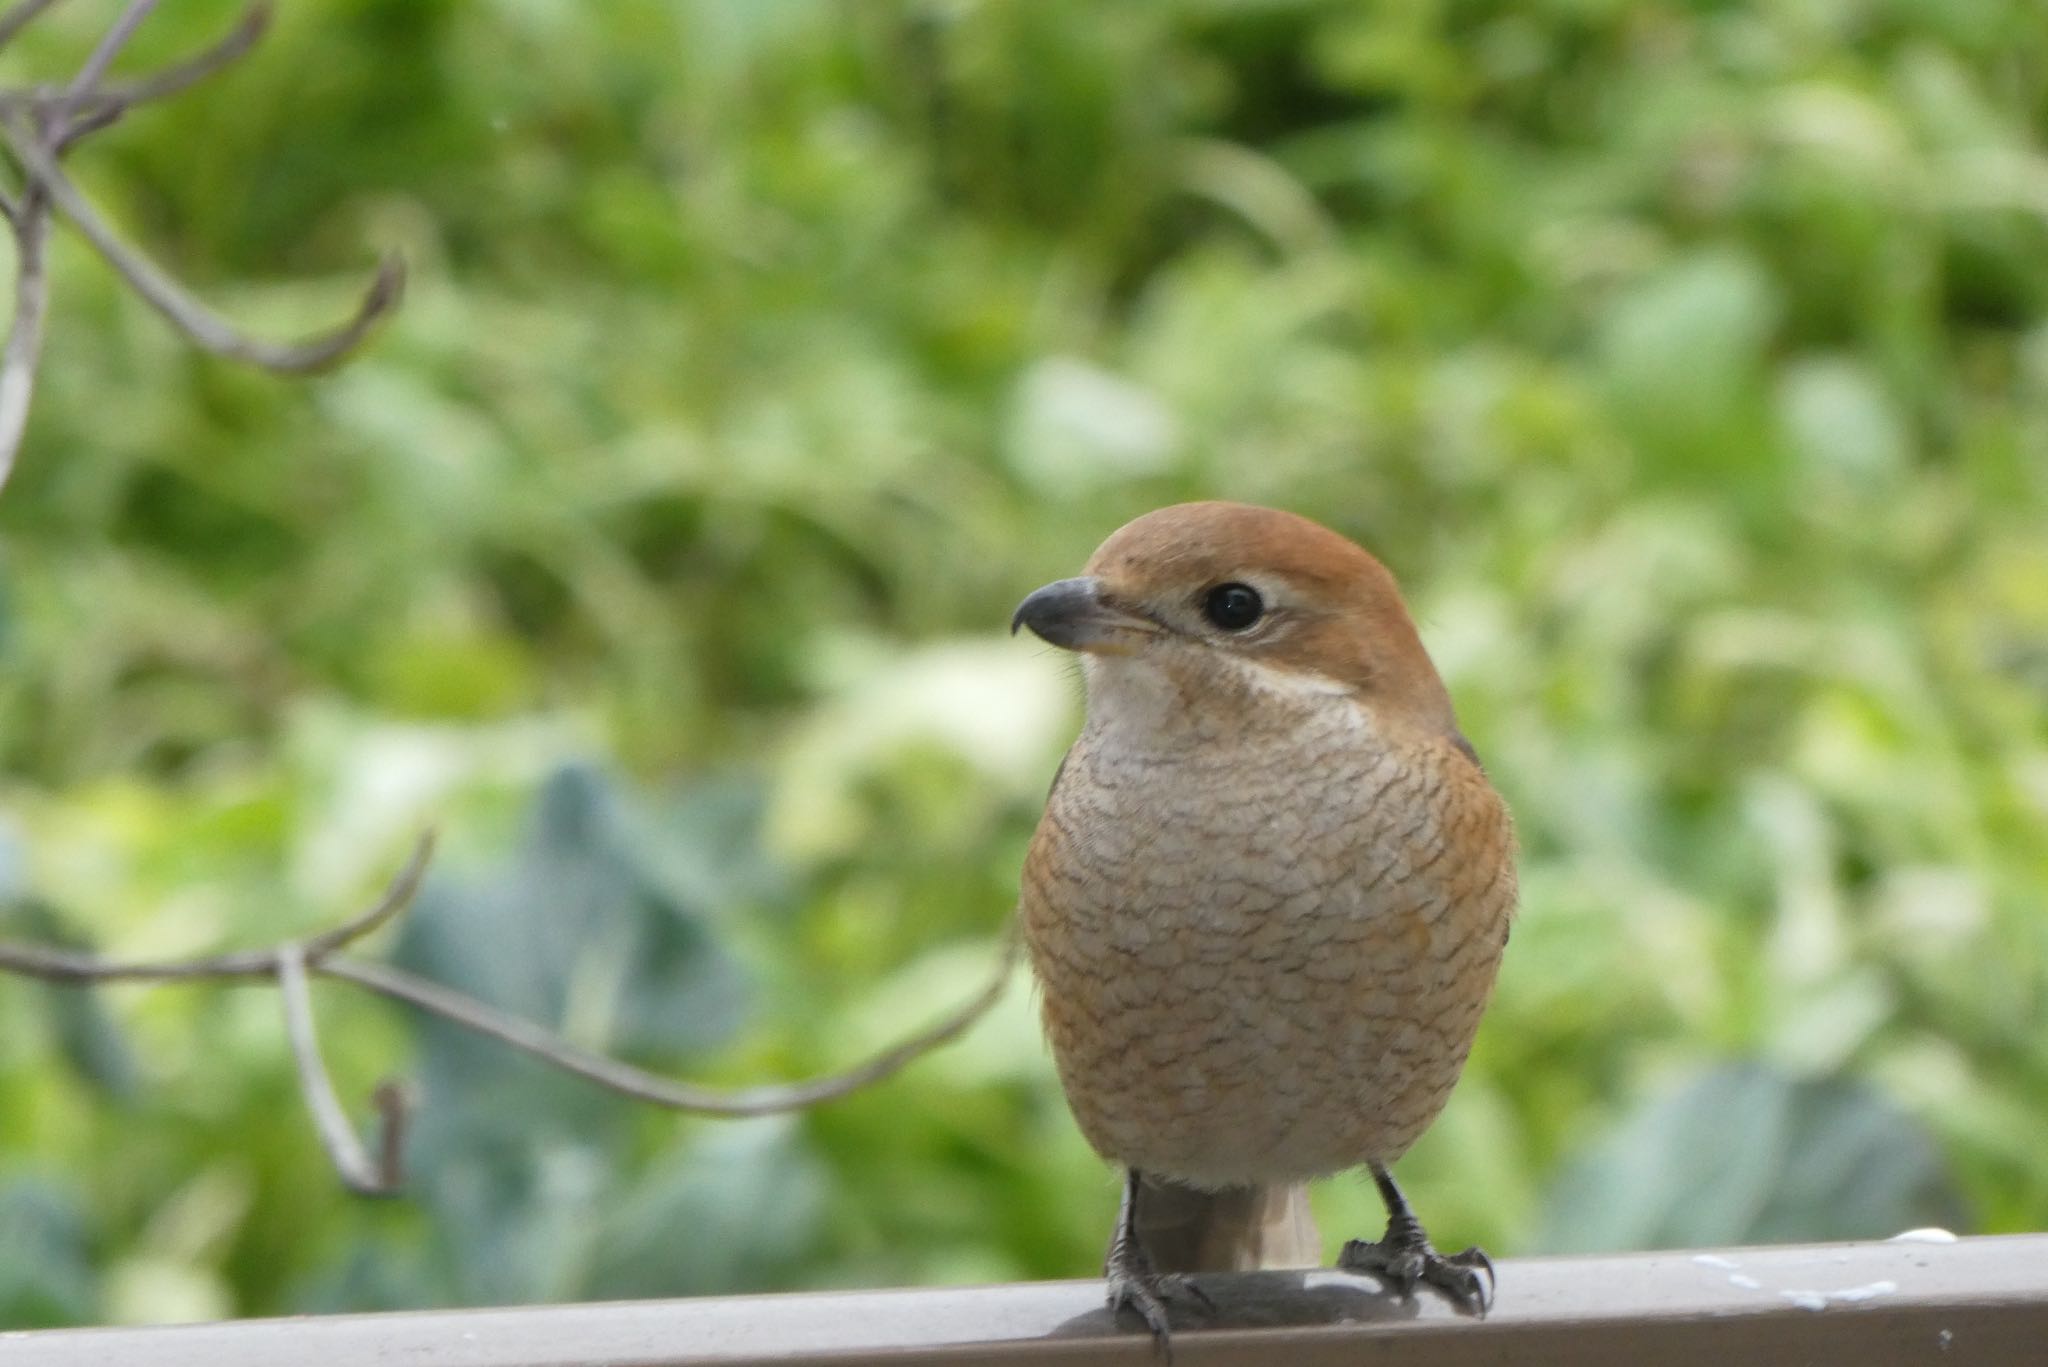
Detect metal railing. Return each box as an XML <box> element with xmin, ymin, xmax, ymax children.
<box><xmin>5</xmin><ymin>1233</ymin><xmax>2044</xmax><ymax>1365</ymax></box>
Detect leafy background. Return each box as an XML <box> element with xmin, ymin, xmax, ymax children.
<box><xmin>1</xmin><ymin>0</ymin><xmax>2043</xmax><ymax>1327</ymax></box>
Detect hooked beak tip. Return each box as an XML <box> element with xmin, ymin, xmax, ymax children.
<box><xmin>1010</xmin><ymin>576</ymin><xmax>1142</xmax><ymax>653</ymax></box>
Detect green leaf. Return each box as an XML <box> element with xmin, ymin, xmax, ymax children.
<box><xmin>585</xmin><ymin>1118</ymin><xmax>828</xmax><ymax>1298</ymax></box>
<box><xmin>0</xmin><ymin>900</ymin><xmax>138</xmax><ymax>1101</ymax></box>
<box><xmin>1534</xmin><ymin>1062</ymin><xmax>1969</xmax><ymax>1253</ymax></box>
<box><xmin>0</xmin><ymin>1178</ymin><xmax>97</xmax><ymax>1328</ymax></box>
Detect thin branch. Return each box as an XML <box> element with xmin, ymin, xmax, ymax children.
<box><xmin>322</xmin><ymin>928</ymin><xmax>1024</xmax><ymax>1118</ymax></box>
<box><xmin>0</xmin><ymin>933</ymin><xmax>277</xmax><ymax>982</ymax></box>
<box><xmin>0</xmin><ymin>0</ymin><xmax>400</xmax><ymax>498</ymax></box>
<box><xmin>0</xmin><ymin>193</ymin><xmax>50</xmax><ymax>490</ymax></box>
<box><xmin>86</xmin><ymin>3</ymin><xmax>270</xmax><ymax>115</ymax></box>
<box><xmin>58</xmin><ymin>0</ymin><xmax>157</xmax><ymax>113</ymax></box>
<box><xmin>371</xmin><ymin>1079</ymin><xmax>409</xmax><ymax>1186</ymax></box>
<box><xmin>0</xmin><ymin>829</ymin><xmax>1021</xmax><ymax>1132</ymax></box>
<box><xmin>0</xmin><ymin>6</ymin><xmax>273</xmax><ymax>145</ymax></box>
<box><xmin>0</xmin><ymin>0</ymin><xmax>65</xmax><ymax>53</ymax></box>
<box><xmin>20</xmin><ymin>4</ymin><xmax>277</xmax><ymax>151</ymax></box>
<box><xmin>298</xmin><ymin>831</ymin><xmax>436</xmax><ymax>962</ymax></box>
<box><xmin>278</xmin><ymin>943</ymin><xmax>406</xmax><ymax>1196</ymax></box>
<box><xmin>51</xmin><ymin>94</ymin><xmax>120</xmax><ymax>145</ymax></box>
<box><xmin>0</xmin><ymin>829</ymin><xmax>434</xmax><ymax>983</ymax></box>
<box><xmin>1</xmin><ymin>119</ymin><xmax>403</xmax><ymax>372</ymax></box>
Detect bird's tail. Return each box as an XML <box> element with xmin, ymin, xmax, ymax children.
<box><xmin>1133</xmin><ymin>1173</ymin><xmax>1323</xmax><ymax>1273</ymax></box>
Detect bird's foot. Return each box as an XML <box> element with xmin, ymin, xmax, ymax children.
<box><xmin>1338</xmin><ymin>1217</ymin><xmax>1494</xmax><ymax>1316</ymax></box>
<box><xmin>1106</xmin><ymin>1236</ymin><xmax>1213</xmax><ymax>1356</ymax></box>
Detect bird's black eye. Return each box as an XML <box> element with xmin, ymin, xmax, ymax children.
<box><xmin>1202</xmin><ymin>582</ymin><xmax>1264</xmax><ymax>631</ymax></box>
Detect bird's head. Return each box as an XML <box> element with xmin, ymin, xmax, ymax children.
<box><xmin>1012</xmin><ymin>501</ymin><xmax>1458</xmax><ymax>738</ymax></box>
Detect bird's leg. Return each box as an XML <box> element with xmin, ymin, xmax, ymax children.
<box><xmin>1105</xmin><ymin>1169</ymin><xmax>1213</xmax><ymax>1353</ymax></box>
<box><xmin>1337</xmin><ymin>1164</ymin><xmax>1495</xmax><ymax>1315</ymax></box>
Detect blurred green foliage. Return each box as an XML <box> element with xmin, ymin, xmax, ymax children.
<box><xmin>1</xmin><ymin>0</ymin><xmax>2045</xmax><ymax>1328</ymax></box>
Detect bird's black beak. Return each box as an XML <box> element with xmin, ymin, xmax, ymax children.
<box><xmin>1010</xmin><ymin>576</ymin><xmax>1156</xmax><ymax>654</ymax></box>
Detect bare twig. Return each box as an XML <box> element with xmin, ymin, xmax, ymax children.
<box><xmin>278</xmin><ymin>943</ymin><xmax>406</xmax><ymax>1196</ymax></box>
<box><xmin>323</xmin><ymin>928</ymin><xmax>1023</xmax><ymax>1117</ymax></box>
<box><xmin>82</xmin><ymin>3</ymin><xmax>269</xmax><ymax>116</ymax></box>
<box><xmin>0</xmin><ymin>191</ymin><xmax>48</xmax><ymax>487</ymax></box>
<box><xmin>0</xmin><ymin>829</ymin><xmax>434</xmax><ymax>983</ymax></box>
<box><xmin>3</xmin><ymin>122</ymin><xmax>404</xmax><ymax>371</ymax></box>
<box><xmin>58</xmin><ymin>0</ymin><xmax>156</xmax><ymax>114</ymax></box>
<box><xmin>50</xmin><ymin>94</ymin><xmax>118</xmax><ymax>144</ymax></box>
<box><xmin>371</xmin><ymin>1079</ymin><xmax>409</xmax><ymax>1186</ymax></box>
<box><xmin>0</xmin><ymin>0</ymin><xmax>65</xmax><ymax>53</ymax></box>
<box><xmin>299</xmin><ymin>832</ymin><xmax>436</xmax><ymax>962</ymax></box>
<box><xmin>0</xmin><ymin>0</ymin><xmax>401</xmax><ymax>497</ymax></box>
<box><xmin>0</xmin><ymin>829</ymin><xmax>1020</xmax><ymax>1190</ymax></box>
<box><xmin>0</xmin><ymin>5</ymin><xmax>272</xmax><ymax>138</ymax></box>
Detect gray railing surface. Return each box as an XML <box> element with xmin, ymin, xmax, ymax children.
<box><xmin>4</xmin><ymin>1233</ymin><xmax>2043</xmax><ymax>1366</ymax></box>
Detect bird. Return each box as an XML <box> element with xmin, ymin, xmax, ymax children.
<box><xmin>1010</xmin><ymin>501</ymin><xmax>1516</xmax><ymax>1349</ymax></box>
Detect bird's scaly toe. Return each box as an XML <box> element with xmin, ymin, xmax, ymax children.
<box><xmin>1106</xmin><ymin>1269</ymin><xmax>1174</xmax><ymax>1353</ymax></box>
<box><xmin>1106</xmin><ymin>1239</ymin><xmax>1211</xmax><ymax>1355</ymax></box>
<box><xmin>1340</xmin><ymin>1231</ymin><xmax>1495</xmax><ymax>1317</ymax></box>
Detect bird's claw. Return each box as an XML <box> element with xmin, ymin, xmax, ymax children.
<box><xmin>1339</xmin><ymin>1232</ymin><xmax>1495</xmax><ymax>1316</ymax></box>
<box><xmin>1106</xmin><ymin>1242</ymin><xmax>1211</xmax><ymax>1356</ymax></box>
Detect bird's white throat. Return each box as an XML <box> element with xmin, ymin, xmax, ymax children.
<box><xmin>1082</xmin><ymin>651</ymin><xmax>1363</xmax><ymax>744</ymax></box>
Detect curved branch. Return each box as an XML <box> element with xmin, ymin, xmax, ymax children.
<box><xmin>0</xmin><ymin>826</ymin><xmax>1020</xmax><ymax>1139</ymax></box>
<box><xmin>0</xmin><ymin>829</ymin><xmax>434</xmax><ymax>983</ymax></box>
<box><xmin>0</xmin><ymin>191</ymin><xmax>50</xmax><ymax>490</ymax></box>
<box><xmin>279</xmin><ymin>943</ymin><xmax>407</xmax><ymax>1196</ymax></box>
<box><xmin>299</xmin><ymin>831</ymin><xmax>436</xmax><ymax>962</ymax></box>
<box><xmin>0</xmin><ymin>0</ymin><xmax>399</xmax><ymax>502</ymax></box>
<box><xmin>0</xmin><ymin>118</ymin><xmax>404</xmax><ymax>373</ymax></box>
<box><xmin>51</xmin><ymin>4</ymin><xmax>274</xmax><ymax>149</ymax></box>
<box><xmin>0</xmin><ymin>6</ymin><xmax>275</xmax><ymax>148</ymax></box>
<box><xmin>322</xmin><ymin>927</ymin><xmax>1023</xmax><ymax>1118</ymax></box>
<box><xmin>59</xmin><ymin>0</ymin><xmax>157</xmax><ymax>114</ymax></box>
<box><xmin>0</xmin><ymin>0</ymin><xmax>65</xmax><ymax>54</ymax></box>
<box><xmin>92</xmin><ymin>3</ymin><xmax>267</xmax><ymax>109</ymax></box>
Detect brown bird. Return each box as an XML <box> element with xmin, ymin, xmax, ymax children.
<box><xmin>1012</xmin><ymin>501</ymin><xmax>1516</xmax><ymax>1347</ymax></box>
